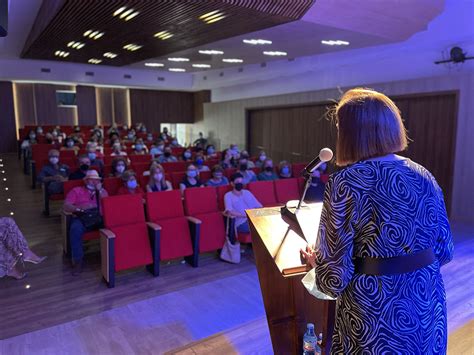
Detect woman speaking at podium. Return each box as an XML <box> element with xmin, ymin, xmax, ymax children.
<box><xmin>301</xmin><ymin>88</ymin><xmax>453</xmax><ymax>354</ymax></box>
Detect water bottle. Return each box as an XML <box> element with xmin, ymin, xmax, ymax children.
<box><xmin>303</xmin><ymin>323</ymin><xmax>321</xmax><ymax>355</ymax></box>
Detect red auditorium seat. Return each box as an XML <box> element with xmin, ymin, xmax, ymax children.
<box><xmin>131</xmin><ymin>162</ymin><xmax>150</xmax><ymax>177</ymax></box>
<box><xmin>216</xmin><ymin>185</ymin><xmax>232</xmax><ymax>211</ymax></box>
<box><xmin>103</xmin><ymin>177</ymin><xmax>122</xmax><ymax>195</ymax></box>
<box><xmin>100</xmin><ymin>194</ymin><xmax>158</xmax><ymax>287</ymax></box>
<box><xmin>30</xmin><ymin>144</ymin><xmax>54</xmax><ymax>188</ymax></box>
<box><xmin>224</xmin><ymin>168</ymin><xmax>237</xmax><ymax>179</ymax></box>
<box><xmin>248</xmin><ymin>181</ymin><xmax>279</xmax><ymax>207</ymax></box>
<box><xmin>183</xmin><ymin>187</ymin><xmax>226</xmax><ymax>253</ymax></box>
<box><xmin>146</xmin><ymin>190</ymin><xmax>198</xmax><ymax>270</ymax></box>
<box><xmin>171</xmin><ymin>147</ymin><xmax>185</xmax><ymax>156</ymax></box>
<box><xmin>274</xmin><ymin>178</ymin><xmax>301</xmax><ymax>204</ymax></box>
<box><xmin>171</xmin><ymin>171</ymin><xmax>186</xmax><ymax>189</ymax></box>
<box><xmin>199</xmin><ymin>170</ymin><xmax>212</xmax><ymax>183</ymax></box>
<box><xmin>59</xmin><ymin>150</ymin><xmax>76</xmax><ymax>159</ymax></box>
<box><xmin>161</xmin><ymin>161</ymin><xmax>187</xmax><ymax>172</ymax></box>
<box><xmin>129</xmin><ymin>154</ymin><xmax>152</xmax><ymax>164</ymax></box>
<box><xmin>291</xmin><ymin>163</ymin><xmax>307</xmax><ymax>177</ymax></box>
<box><xmin>102</xmin><ymin>165</ymin><xmax>113</xmax><ymax>177</ymax></box>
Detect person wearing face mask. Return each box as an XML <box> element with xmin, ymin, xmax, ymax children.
<box><xmin>146</xmin><ymin>165</ymin><xmax>172</xmax><ymax>192</ymax></box>
<box><xmin>150</xmin><ymin>139</ymin><xmax>165</xmax><ymax>158</ymax></box>
<box><xmin>36</xmin><ymin>126</ymin><xmax>44</xmax><ymax>136</ymax></box>
<box><xmin>181</xmin><ymin>149</ymin><xmax>193</xmax><ymax>162</ymax></box>
<box><xmin>63</xmin><ymin>170</ymin><xmax>108</xmax><ymax>275</ymax></box>
<box><xmin>161</xmin><ymin>127</ymin><xmax>171</xmax><ymax>140</ymax></box>
<box><xmin>170</xmin><ymin>138</ymin><xmax>181</xmax><ymax>148</ymax></box>
<box><xmin>278</xmin><ymin>161</ymin><xmax>292</xmax><ymax>179</ymax></box>
<box><xmin>220</xmin><ymin>149</ymin><xmax>236</xmax><ymax>169</ymax></box>
<box><xmin>21</xmin><ymin>130</ymin><xmax>38</xmax><ymax>153</ymax></box>
<box><xmin>158</xmin><ymin>147</ymin><xmax>178</xmax><ymax>163</ymax></box>
<box><xmin>255</xmin><ymin>151</ymin><xmax>267</xmax><ymax>168</ymax></box>
<box><xmin>195</xmin><ymin>154</ymin><xmax>210</xmax><ymax>172</ymax></box>
<box><xmin>86</xmin><ymin>144</ymin><xmax>104</xmax><ymax>175</ymax></box>
<box><xmin>132</xmin><ymin>139</ymin><xmax>149</xmax><ymax>155</ymax></box>
<box><xmin>179</xmin><ymin>164</ymin><xmax>203</xmax><ymax>195</ymax></box>
<box><xmin>37</xmin><ymin>149</ymin><xmax>70</xmax><ymax>193</ymax></box>
<box><xmin>239</xmin><ymin>151</ymin><xmax>255</xmax><ymax>168</ymax></box>
<box><xmin>206</xmin><ymin>165</ymin><xmax>229</xmax><ymax>187</ymax></box>
<box><xmin>205</xmin><ymin>144</ymin><xmax>218</xmax><ymax>159</ymax></box>
<box><xmin>224</xmin><ymin>173</ymin><xmax>262</xmax><ymax>234</ymax></box>
<box><xmin>117</xmin><ymin>170</ymin><xmax>145</xmax><ymax>197</ymax></box>
<box><xmin>257</xmin><ymin>158</ymin><xmax>279</xmax><ymax>181</ymax></box>
<box><xmin>110</xmin><ymin>142</ymin><xmax>128</xmax><ymax>157</ymax></box>
<box><xmin>125</xmin><ymin>130</ymin><xmax>136</xmax><ymax>142</ymax></box>
<box><xmin>111</xmin><ymin>157</ymin><xmax>128</xmax><ymax>178</ymax></box>
<box><xmin>238</xmin><ymin>157</ymin><xmax>257</xmax><ymax>185</ymax></box>
<box><xmin>60</xmin><ymin>137</ymin><xmax>80</xmax><ymax>156</ymax></box>
<box><xmin>69</xmin><ymin>155</ymin><xmax>91</xmax><ymax>180</ymax></box>
<box><xmin>304</xmin><ymin>163</ymin><xmax>328</xmax><ymax>203</ymax></box>
<box><xmin>146</xmin><ymin>133</ymin><xmax>154</xmax><ymax>143</ymax></box>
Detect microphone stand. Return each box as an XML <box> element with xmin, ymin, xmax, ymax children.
<box><xmin>281</xmin><ymin>171</ymin><xmax>312</xmax><ymax>223</ymax></box>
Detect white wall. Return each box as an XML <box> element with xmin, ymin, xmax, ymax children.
<box><xmin>193</xmin><ymin>72</ymin><xmax>474</xmax><ymax>224</ymax></box>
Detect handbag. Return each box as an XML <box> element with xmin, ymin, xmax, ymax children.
<box><xmin>220</xmin><ymin>215</ymin><xmax>241</xmax><ymax>264</ymax></box>
<box><xmin>77</xmin><ymin>190</ymin><xmax>103</xmax><ymax>231</ymax></box>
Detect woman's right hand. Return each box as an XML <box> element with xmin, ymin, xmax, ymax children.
<box><xmin>300</xmin><ymin>244</ymin><xmax>317</xmax><ymax>268</ymax></box>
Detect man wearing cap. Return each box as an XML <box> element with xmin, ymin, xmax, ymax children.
<box><xmin>37</xmin><ymin>149</ymin><xmax>70</xmax><ymax>193</ymax></box>
<box><xmin>63</xmin><ymin>170</ymin><xmax>108</xmax><ymax>275</ymax></box>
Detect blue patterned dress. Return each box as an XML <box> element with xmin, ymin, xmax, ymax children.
<box><xmin>314</xmin><ymin>158</ymin><xmax>454</xmax><ymax>354</ymax></box>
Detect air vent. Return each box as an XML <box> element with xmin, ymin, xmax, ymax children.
<box><xmin>40</xmin><ymin>68</ymin><xmax>51</xmax><ymax>73</ymax></box>
<box><xmin>238</xmin><ymin>67</ymin><xmax>244</xmax><ymax>73</ymax></box>
<box><xmin>85</xmin><ymin>71</ymin><xmax>94</xmax><ymax>76</ymax></box>
<box><xmin>219</xmin><ymin>72</ymin><xmax>224</xmax><ymax>77</ymax></box>
<box><xmin>203</xmin><ymin>76</ymin><xmax>207</xmax><ymax>80</ymax></box>
<box><xmin>157</xmin><ymin>77</ymin><xmax>165</xmax><ymax>81</ymax></box>
<box><xmin>260</xmin><ymin>62</ymin><xmax>267</xmax><ymax>67</ymax></box>
<box><xmin>124</xmin><ymin>74</ymin><xmax>132</xmax><ymax>79</ymax></box>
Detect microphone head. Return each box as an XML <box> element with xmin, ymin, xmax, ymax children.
<box><xmin>319</xmin><ymin>148</ymin><xmax>333</xmax><ymax>162</ymax></box>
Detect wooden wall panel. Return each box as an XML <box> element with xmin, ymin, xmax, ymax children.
<box><xmin>34</xmin><ymin>84</ymin><xmax>77</xmax><ymax>125</ymax></box>
<box><xmin>13</xmin><ymin>83</ymin><xmax>36</xmax><ymax>128</ymax></box>
<box><xmin>76</xmin><ymin>85</ymin><xmax>97</xmax><ymax>125</ymax></box>
<box><xmin>193</xmin><ymin>90</ymin><xmax>211</xmax><ymax>122</ymax></box>
<box><xmin>129</xmin><ymin>89</ymin><xmax>194</xmax><ymax>133</ymax></box>
<box><xmin>96</xmin><ymin>87</ymin><xmax>113</xmax><ymax>126</ymax></box>
<box><xmin>0</xmin><ymin>81</ymin><xmax>17</xmax><ymax>152</ymax></box>
<box><xmin>112</xmin><ymin>88</ymin><xmax>130</xmax><ymax>126</ymax></box>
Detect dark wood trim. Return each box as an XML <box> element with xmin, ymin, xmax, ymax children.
<box><xmin>0</xmin><ymin>81</ymin><xmax>17</xmax><ymax>153</ymax></box>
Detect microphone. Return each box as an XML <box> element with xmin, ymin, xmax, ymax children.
<box><xmin>302</xmin><ymin>148</ymin><xmax>333</xmax><ymax>176</ymax></box>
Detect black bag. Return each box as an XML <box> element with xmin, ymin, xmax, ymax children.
<box><xmin>78</xmin><ymin>208</ymin><xmax>103</xmax><ymax>230</ymax></box>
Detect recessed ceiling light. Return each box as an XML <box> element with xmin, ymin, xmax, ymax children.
<box><xmin>83</xmin><ymin>29</ymin><xmax>104</xmax><ymax>40</ymax></box>
<box><xmin>54</xmin><ymin>50</ymin><xmax>69</xmax><ymax>58</ymax></box>
<box><xmin>103</xmin><ymin>52</ymin><xmax>118</xmax><ymax>58</ymax></box>
<box><xmin>145</xmin><ymin>63</ymin><xmax>165</xmax><ymax>67</ymax></box>
<box><xmin>169</xmin><ymin>68</ymin><xmax>186</xmax><ymax>72</ymax></box>
<box><xmin>263</xmin><ymin>51</ymin><xmax>287</xmax><ymax>56</ymax></box>
<box><xmin>222</xmin><ymin>58</ymin><xmax>243</xmax><ymax>63</ymax></box>
<box><xmin>67</xmin><ymin>41</ymin><xmax>85</xmax><ymax>49</ymax></box>
<box><xmin>113</xmin><ymin>6</ymin><xmax>139</xmax><ymax>21</ymax></box>
<box><xmin>199</xmin><ymin>10</ymin><xmax>226</xmax><ymax>24</ymax></box>
<box><xmin>243</xmin><ymin>39</ymin><xmax>272</xmax><ymax>45</ymax></box>
<box><xmin>154</xmin><ymin>31</ymin><xmax>174</xmax><ymax>40</ymax></box>
<box><xmin>199</xmin><ymin>50</ymin><xmax>224</xmax><ymax>55</ymax></box>
<box><xmin>123</xmin><ymin>43</ymin><xmax>142</xmax><ymax>51</ymax></box>
<box><xmin>88</xmin><ymin>58</ymin><xmax>102</xmax><ymax>64</ymax></box>
<box><xmin>192</xmin><ymin>64</ymin><xmax>211</xmax><ymax>68</ymax></box>
<box><xmin>321</xmin><ymin>40</ymin><xmax>350</xmax><ymax>46</ymax></box>
<box><xmin>168</xmin><ymin>57</ymin><xmax>189</xmax><ymax>62</ymax></box>
<box><xmin>113</xmin><ymin>6</ymin><xmax>126</xmax><ymax>17</ymax></box>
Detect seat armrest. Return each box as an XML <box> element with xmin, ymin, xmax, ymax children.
<box><xmin>62</xmin><ymin>209</ymin><xmax>73</xmax><ymax>217</ymax></box>
<box><xmin>146</xmin><ymin>222</ymin><xmax>162</xmax><ymax>231</ymax></box>
<box><xmin>100</xmin><ymin>228</ymin><xmax>116</xmax><ymax>239</ymax></box>
<box><xmin>186</xmin><ymin>216</ymin><xmax>202</xmax><ymax>224</ymax></box>
<box><xmin>222</xmin><ymin>211</ymin><xmax>235</xmax><ymax>218</ymax></box>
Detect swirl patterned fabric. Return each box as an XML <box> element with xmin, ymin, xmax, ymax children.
<box><xmin>314</xmin><ymin>159</ymin><xmax>454</xmax><ymax>354</ymax></box>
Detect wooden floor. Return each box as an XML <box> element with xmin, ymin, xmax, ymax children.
<box><xmin>0</xmin><ymin>153</ymin><xmax>473</xmax><ymax>354</ymax></box>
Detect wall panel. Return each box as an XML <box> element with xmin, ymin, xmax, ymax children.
<box><xmin>76</xmin><ymin>85</ymin><xmax>97</xmax><ymax>125</ymax></box>
<box><xmin>112</xmin><ymin>88</ymin><xmax>130</xmax><ymax>125</ymax></box>
<box><xmin>95</xmin><ymin>87</ymin><xmax>113</xmax><ymax>126</ymax></box>
<box><xmin>13</xmin><ymin>83</ymin><xmax>36</xmax><ymax>128</ymax></box>
<box><xmin>34</xmin><ymin>84</ymin><xmax>77</xmax><ymax>125</ymax></box>
<box><xmin>0</xmin><ymin>81</ymin><xmax>17</xmax><ymax>152</ymax></box>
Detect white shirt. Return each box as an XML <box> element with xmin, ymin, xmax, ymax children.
<box><xmin>224</xmin><ymin>190</ymin><xmax>262</xmax><ymax>227</ymax></box>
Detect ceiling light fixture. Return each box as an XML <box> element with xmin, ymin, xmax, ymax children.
<box><xmin>321</xmin><ymin>40</ymin><xmax>350</xmax><ymax>46</ymax></box>
<box><xmin>123</xmin><ymin>43</ymin><xmax>143</xmax><ymax>51</ymax></box>
<box><xmin>83</xmin><ymin>29</ymin><xmax>104</xmax><ymax>40</ymax></box>
<box><xmin>54</xmin><ymin>50</ymin><xmax>69</xmax><ymax>58</ymax></box>
<box><xmin>192</xmin><ymin>64</ymin><xmax>211</xmax><ymax>68</ymax></box>
<box><xmin>222</xmin><ymin>58</ymin><xmax>243</xmax><ymax>63</ymax></box>
<box><xmin>263</xmin><ymin>51</ymin><xmax>287</xmax><ymax>56</ymax></box>
<box><xmin>145</xmin><ymin>63</ymin><xmax>164</xmax><ymax>67</ymax></box>
<box><xmin>113</xmin><ymin>6</ymin><xmax>139</xmax><ymax>21</ymax></box>
<box><xmin>199</xmin><ymin>50</ymin><xmax>224</xmax><ymax>55</ymax></box>
<box><xmin>199</xmin><ymin>10</ymin><xmax>226</xmax><ymax>24</ymax></box>
<box><xmin>88</xmin><ymin>58</ymin><xmax>102</xmax><ymax>64</ymax></box>
<box><xmin>67</xmin><ymin>41</ymin><xmax>85</xmax><ymax>49</ymax></box>
<box><xmin>168</xmin><ymin>57</ymin><xmax>189</xmax><ymax>62</ymax></box>
<box><xmin>243</xmin><ymin>39</ymin><xmax>272</xmax><ymax>45</ymax></box>
<box><xmin>169</xmin><ymin>68</ymin><xmax>186</xmax><ymax>72</ymax></box>
<box><xmin>154</xmin><ymin>31</ymin><xmax>174</xmax><ymax>40</ymax></box>
<box><xmin>103</xmin><ymin>52</ymin><xmax>118</xmax><ymax>58</ymax></box>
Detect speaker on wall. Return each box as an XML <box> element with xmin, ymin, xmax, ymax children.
<box><xmin>0</xmin><ymin>0</ymin><xmax>7</xmax><ymax>37</ymax></box>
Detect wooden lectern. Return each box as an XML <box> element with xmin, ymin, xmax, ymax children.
<box><xmin>247</xmin><ymin>204</ymin><xmax>335</xmax><ymax>355</ymax></box>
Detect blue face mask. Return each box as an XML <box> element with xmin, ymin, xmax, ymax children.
<box><xmin>127</xmin><ymin>180</ymin><xmax>137</xmax><ymax>189</ymax></box>
<box><xmin>88</xmin><ymin>152</ymin><xmax>96</xmax><ymax>160</ymax></box>
<box><xmin>281</xmin><ymin>167</ymin><xmax>290</xmax><ymax>175</ymax></box>
<box><xmin>196</xmin><ymin>158</ymin><xmax>204</xmax><ymax>165</ymax></box>
<box><xmin>207</xmin><ymin>148</ymin><xmax>215</xmax><ymax>154</ymax></box>
<box><xmin>135</xmin><ymin>144</ymin><xmax>143</xmax><ymax>151</ymax></box>
<box><xmin>187</xmin><ymin>170</ymin><xmax>197</xmax><ymax>178</ymax></box>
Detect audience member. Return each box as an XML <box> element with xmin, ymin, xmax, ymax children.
<box><xmin>304</xmin><ymin>163</ymin><xmax>327</xmax><ymax>203</ymax></box>
<box><xmin>224</xmin><ymin>173</ymin><xmax>262</xmax><ymax>234</ymax></box>
<box><xmin>195</xmin><ymin>153</ymin><xmax>210</xmax><ymax>172</ymax></box>
<box><xmin>220</xmin><ymin>149</ymin><xmax>236</xmax><ymax>169</ymax></box>
<box><xmin>20</xmin><ymin>130</ymin><xmax>37</xmax><ymax>154</ymax></box>
<box><xmin>255</xmin><ymin>151</ymin><xmax>267</xmax><ymax>168</ymax></box>
<box><xmin>160</xmin><ymin>127</ymin><xmax>171</xmax><ymax>142</ymax></box>
<box><xmin>193</xmin><ymin>132</ymin><xmax>207</xmax><ymax>147</ymax></box>
<box><xmin>179</xmin><ymin>164</ymin><xmax>203</xmax><ymax>194</ymax></box>
<box><xmin>63</xmin><ymin>170</ymin><xmax>108</xmax><ymax>274</ymax></box>
<box><xmin>206</xmin><ymin>165</ymin><xmax>229</xmax><ymax>187</ymax></box>
<box><xmin>181</xmin><ymin>149</ymin><xmax>193</xmax><ymax>162</ymax></box>
<box><xmin>132</xmin><ymin>138</ymin><xmax>149</xmax><ymax>155</ymax></box>
<box><xmin>146</xmin><ymin>165</ymin><xmax>172</xmax><ymax>192</ymax></box>
<box><xmin>240</xmin><ymin>150</ymin><xmax>255</xmax><ymax>168</ymax></box>
<box><xmin>117</xmin><ymin>170</ymin><xmax>145</xmax><ymax>197</ymax></box>
<box><xmin>69</xmin><ymin>155</ymin><xmax>91</xmax><ymax>180</ymax></box>
<box><xmin>158</xmin><ymin>147</ymin><xmax>178</xmax><ymax>163</ymax></box>
<box><xmin>205</xmin><ymin>144</ymin><xmax>218</xmax><ymax>159</ymax></box>
<box><xmin>86</xmin><ymin>144</ymin><xmax>104</xmax><ymax>174</ymax></box>
<box><xmin>170</xmin><ymin>138</ymin><xmax>181</xmax><ymax>147</ymax></box>
<box><xmin>60</xmin><ymin>137</ymin><xmax>80</xmax><ymax>156</ymax></box>
<box><xmin>37</xmin><ymin>149</ymin><xmax>69</xmax><ymax>194</ymax></box>
<box><xmin>150</xmin><ymin>139</ymin><xmax>165</xmax><ymax>158</ymax></box>
<box><xmin>110</xmin><ymin>142</ymin><xmax>127</xmax><ymax>157</ymax></box>
<box><xmin>237</xmin><ymin>157</ymin><xmax>257</xmax><ymax>185</ymax></box>
<box><xmin>257</xmin><ymin>159</ymin><xmax>279</xmax><ymax>181</ymax></box>
<box><xmin>0</xmin><ymin>217</ymin><xmax>46</xmax><ymax>280</ymax></box>
<box><xmin>146</xmin><ymin>133</ymin><xmax>154</xmax><ymax>143</ymax></box>
<box><xmin>110</xmin><ymin>157</ymin><xmax>128</xmax><ymax>178</ymax></box>
<box><xmin>278</xmin><ymin>161</ymin><xmax>292</xmax><ymax>179</ymax></box>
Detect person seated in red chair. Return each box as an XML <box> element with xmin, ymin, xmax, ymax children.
<box><xmin>37</xmin><ymin>149</ymin><xmax>70</xmax><ymax>194</ymax></box>
<box><xmin>205</xmin><ymin>144</ymin><xmax>218</xmax><ymax>160</ymax></box>
<box><xmin>60</xmin><ymin>137</ymin><xmax>80</xmax><ymax>156</ymax></box>
<box><xmin>240</xmin><ymin>150</ymin><xmax>255</xmax><ymax>168</ymax></box>
<box><xmin>169</xmin><ymin>137</ymin><xmax>181</xmax><ymax>148</ymax></box>
<box><xmin>255</xmin><ymin>150</ymin><xmax>267</xmax><ymax>169</ymax></box>
<box><xmin>237</xmin><ymin>157</ymin><xmax>257</xmax><ymax>185</ymax></box>
<box><xmin>278</xmin><ymin>160</ymin><xmax>292</xmax><ymax>179</ymax></box>
<box><xmin>110</xmin><ymin>157</ymin><xmax>128</xmax><ymax>178</ymax></box>
<box><xmin>158</xmin><ymin>147</ymin><xmax>178</xmax><ymax>163</ymax></box>
<box><xmin>224</xmin><ymin>173</ymin><xmax>262</xmax><ymax>234</ymax></box>
<box><xmin>146</xmin><ymin>165</ymin><xmax>172</xmax><ymax>192</ymax></box>
<box><xmin>195</xmin><ymin>152</ymin><xmax>210</xmax><ymax>172</ymax></box>
<box><xmin>304</xmin><ymin>162</ymin><xmax>328</xmax><ymax>203</ymax></box>
<box><xmin>110</xmin><ymin>142</ymin><xmax>128</xmax><ymax>157</ymax></box>
<box><xmin>69</xmin><ymin>155</ymin><xmax>91</xmax><ymax>181</ymax></box>
<box><xmin>179</xmin><ymin>164</ymin><xmax>203</xmax><ymax>195</ymax></box>
<box><xmin>180</xmin><ymin>148</ymin><xmax>193</xmax><ymax>162</ymax></box>
<box><xmin>86</xmin><ymin>143</ymin><xmax>104</xmax><ymax>175</ymax></box>
<box><xmin>257</xmin><ymin>158</ymin><xmax>279</xmax><ymax>181</ymax></box>
<box><xmin>206</xmin><ymin>165</ymin><xmax>229</xmax><ymax>187</ymax></box>
<box><xmin>63</xmin><ymin>170</ymin><xmax>108</xmax><ymax>274</ymax></box>
<box><xmin>117</xmin><ymin>170</ymin><xmax>145</xmax><ymax>197</ymax></box>
<box><xmin>132</xmin><ymin>138</ymin><xmax>149</xmax><ymax>155</ymax></box>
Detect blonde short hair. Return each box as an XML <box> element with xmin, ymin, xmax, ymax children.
<box><xmin>335</xmin><ymin>88</ymin><xmax>408</xmax><ymax>166</ymax></box>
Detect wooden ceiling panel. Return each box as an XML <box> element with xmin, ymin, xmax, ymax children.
<box><xmin>21</xmin><ymin>0</ymin><xmax>315</xmax><ymax>66</ymax></box>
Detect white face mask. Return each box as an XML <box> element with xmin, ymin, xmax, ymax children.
<box><xmin>86</xmin><ymin>183</ymin><xmax>96</xmax><ymax>191</ymax></box>
<box><xmin>154</xmin><ymin>173</ymin><xmax>163</xmax><ymax>181</ymax></box>
<box><xmin>116</xmin><ymin>165</ymin><xmax>125</xmax><ymax>173</ymax></box>
<box><xmin>49</xmin><ymin>157</ymin><xmax>59</xmax><ymax>164</ymax></box>
<box><xmin>259</xmin><ymin>155</ymin><xmax>266</xmax><ymax>161</ymax></box>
